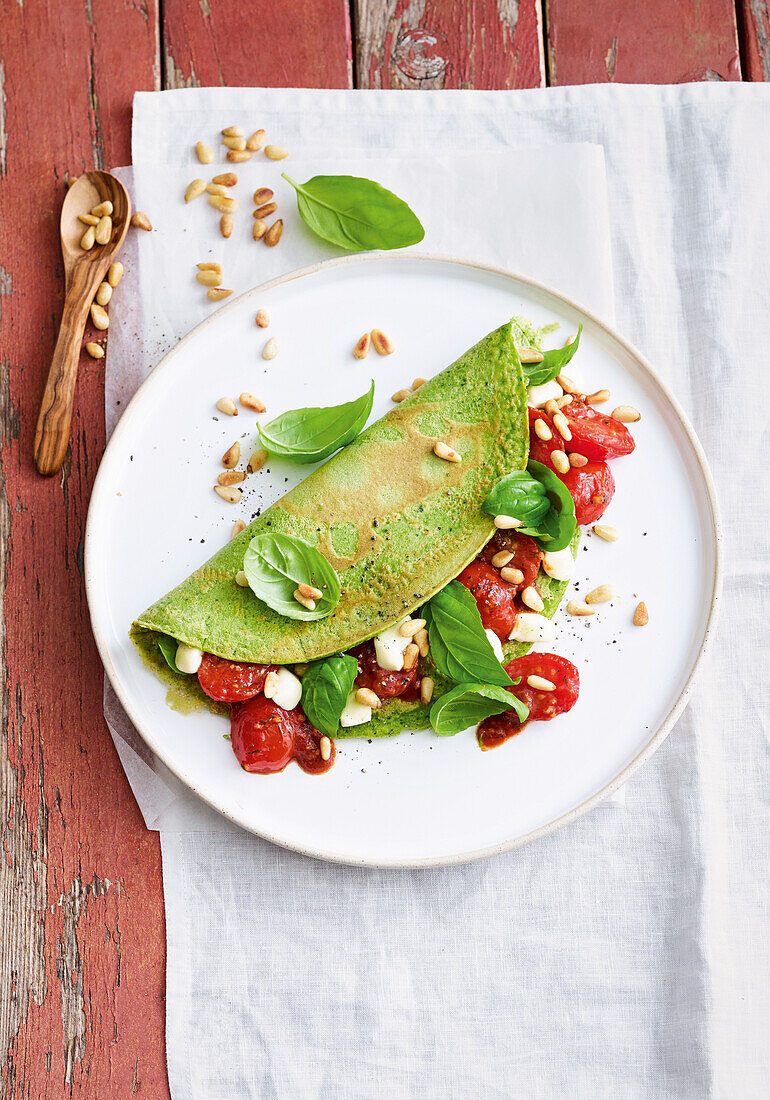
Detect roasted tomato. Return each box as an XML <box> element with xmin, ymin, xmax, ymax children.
<box><xmin>527</xmin><ymin>406</ymin><xmax>564</xmax><ymax>471</ymax></box>
<box><xmin>457</xmin><ymin>559</ymin><xmax>519</xmax><ymax>640</ymax></box>
<box><xmin>478</xmin><ymin>653</ymin><xmax>579</xmax><ymax>749</ymax></box>
<box><xmin>480</xmin><ymin>531</ymin><xmax>542</xmax><ymax>592</ymax></box>
<box><xmin>198</xmin><ymin>654</ymin><xmax>278</xmax><ymax>702</ymax></box>
<box><xmin>353</xmin><ymin>642</ymin><xmax>419</xmax><ymax>699</ymax></box>
<box><xmin>230</xmin><ymin>695</ymin><xmax>297</xmax><ymax>773</ymax></box>
<box><xmin>559</xmin><ymin>460</ymin><xmax>615</xmax><ymax>524</ymax></box>
<box><xmin>561</xmin><ymin>397</ymin><xmax>635</xmax><ymax>461</ymax></box>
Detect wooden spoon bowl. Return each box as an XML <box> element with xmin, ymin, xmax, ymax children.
<box><xmin>34</xmin><ymin>171</ymin><xmax>131</xmax><ymax>476</ymax></box>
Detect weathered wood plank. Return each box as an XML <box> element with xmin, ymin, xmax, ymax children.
<box><xmin>738</xmin><ymin>0</ymin><xmax>770</xmax><ymax>78</ymax></box>
<box><xmin>162</xmin><ymin>0</ymin><xmax>353</xmax><ymax>89</ymax></box>
<box><xmin>354</xmin><ymin>0</ymin><xmax>545</xmax><ymax>89</ymax></box>
<box><xmin>0</xmin><ymin>1</ymin><xmax>167</xmax><ymax>1097</ymax></box>
<box><xmin>544</xmin><ymin>0</ymin><xmax>742</xmax><ymax>84</ymax></box>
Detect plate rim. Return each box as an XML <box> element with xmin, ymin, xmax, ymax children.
<box><xmin>85</xmin><ymin>252</ymin><xmax>723</xmax><ymax>867</ymax></box>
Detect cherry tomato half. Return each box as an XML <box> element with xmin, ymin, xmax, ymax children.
<box><xmin>198</xmin><ymin>654</ymin><xmax>278</xmax><ymax>702</ymax></box>
<box><xmin>479</xmin><ymin>532</ymin><xmax>542</xmax><ymax>592</ymax></box>
<box><xmin>527</xmin><ymin>406</ymin><xmax>564</xmax><ymax>472</ymax></box>
<box><xmin>353</xmin><ymin>642</ymin><xmax>419</xmax><ymax>699</ymax></box>
<box><xmin>559</xmin><ymin>460</ymin><xmax>615</xmax><ymax>525</ymax></box>
<box><xmin>478</xmin><ymin>652</ymin><xmax>579</xmax><ymax>750</ymax></box>
<box><xmin>561</xmin><ymin>398</ymin><xmax>635</xmax><ymax>461</ymax></box>
<box><xmin>457</xmin><ymin>559</ymin><xmax>519</xmax><ymax>641</ymax></box>
<box><xmin>230</xmin><ymin>695</ymin><xmax>297</xmax><ymax>773</ymax></box>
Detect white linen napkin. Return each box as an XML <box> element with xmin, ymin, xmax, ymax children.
<box><xmin>101</xmin><ymin>84</ymin><xmax>770</xmax><ymax>1098</ymax></box>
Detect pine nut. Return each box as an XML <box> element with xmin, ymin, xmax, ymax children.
<box><xmin>252</xmin><ymin>219</ymin><xmax>267</xmax><ymax>241</ymax></box>
<box><xmin>246</xmin><ymin>130</ymin><xmax>266</xmax><ymax>151</ymax></box>
<box><xmin>264</xmin><ymin>145</ymin><xmax>289</xmax><ymax>160</ymax></box>
<box><xmin>107</xmin><ymin>262</ymin><xmax>123</xmax><ymax>287</ymax></box>
<box><xmin>80</xmin><ymin>226</ymin><xmax>95</xmax><ymax>250</ymax></box>
<box><xmin>399</xmin><ymin>618</ymin><xmax>426</xmax><ymax>637</ymax></box>
<box><xmin>95</xmin><ymin>213</ymin><xmax>113</xmax><ymax>242</ymax></box>
<box><xmin>223</xmin><ymin>135</ymin><xmax>246</xmax><ymax>151</ymax></box>
<box><xmin>91</xmin><ymin>200</ymin><xmax>113</xmax><ymax>217</ymax></box>
<box><xmin>264</xmin><ymin>220</ymin><xmax>283</xmax><ymax>247</ymax></box>
<box><xmin>500</xmin><ymin>566</ymin><xmax>525</xmax><ymax>585</ymax></box>
<box><xmin>90</xmin><ymin>303</ymin><xmax>109</xmax><ymax>329</ymax></box>
<box><xmin>521</xmin><ymin>586</ymin><xmax>544</xmax><ymax>612</ymax></box>
<box><xmin>196</xmin><ymin>141</ymin><xmax>214</xmax><ymax>164</ymax></box>
<box><xmin>319</xmin><ymin>736</ymin><xmax>332</xmax><ymax>762</ymax></box>
<box><xmin>527</xmin><ymin>674</ymin><xmax>555</xmax><ymax>691</ymax></box>
<box><xmin>298</xmin><ymin>582</ymin><xmax>323</xmax><ymax>600</ymax></box>
<box><xmin>235</xmin><ymin>570</ymin><xmax>249</xmax><ymax>586</ymax></box>
<box><xmin>556</xmin><ymin>394</ymin><xmax>574</xmax><ymax>409</ymax></box>
<box><xmin>197</xmin><ymin>262</ymin><xmax>222</xmax><ymax>273</ymax></box>
<box><xmin>221</xmin><ymin>125</ymin><xmax>244</xmax><ymax>137</ymax></box>
<box><xmin>403</xmin><ymin>642</ymin><xmax>419</xmax><ymax>670</ymax></box>
<box><xmin>517</xmin><ymin>346</ymin><xmax>544</xmax><ymax>363</ymax></box>
<box><xmin>555</xmin><ymin>373</ymin><xmax>578</xmax><ymax>393</ymax></box>
<box><xmin>593</xmin><ymin>524</ymin><xmax>619</xmax><ymax>542</ymax></box>
<box><xmin>634</xmin><ymin>601</ymin><xmax>649</xmax><ymax>626</ymax></box>
<box><xmin>585</xmin><ymin>584</ymin><xmax>615</xmax><ymax>604</ymax></box>
<box><xmin>185</xmin><ymin>178</ymin><xmax>207</xmax><ymax>202</ymax></box>
<box><xmin>263</xmin><ymin>338</ymin><xmax>280</xmax><ymax>360</ymax></box>
<box><xmin>587</xmin><ymin>389</ymin><xmax>610</xmax><ymax>405</ymax></box>
<box><xmin>551</xmin><ymin>450</ymin><xmax>570</xmax><ymax>474</ymax></box>
<box><xmin>552</xmin><ymin>412</ymin><xmax>572</xmax><ymax>440</ymax></box>
<box><xmin>612</xmin><ymin>405</ymin><xmax>641</xmax><ymax>423</ymax></box>
<box><xmin>85</xmin><ymin>342</ymin><xmax>104</xmax><ymax>359</ymax></box>
<box><xmin>371</xmin><ymin>329</ymin><xmax>393</xmax><ymax>355</ymax></box>
<box><xmin>212</xmin><ymin>172</ymin><xmax>238</xmax><ymax>187</ymax></box>
<box><xmin>433</xmin><ymin>441</ymin><xmax>461</xmax><ymax>463</ymax></box>
<box><xmin>391</xmin><ymin>389</ymin><xmax>412</xmax><ymax>403</ymax></box>
<box><xmin>220</xmin><ymin>215</ymin><xmax>233</xmax><ymax>238</ymax></box>
<box><xmin>222</xmin><ymin>441</ymin><xmax>240</xmax><ymax>468</ymax></box>
<box><xmin>545</xmin><ymin>399</ymin><xmax>560</xmax><ymax>418</ymax></box>
<box><xmin>255</xmin><ymin>309</ymin><xmax>270</xmax><ymax>329</ymax></box>
<box><xmin>231</xmin><ymin>520</ymin><xmax>246</xmax><ymax>539</ymax></box>
<box><xmin>293</xmin><ymin>589</ymin><xmax>316</xmax><ymax>611</ymax></box>
<box><xmin>227</xmin><ymin>150</ymin><xmax>252</xmax><ymax>163</ymax></box>
<box><xmin>216</xmin><ymin>397</ymin><xmax>237</xmax><ymax>416</ymax></box>
<box><xmin>95</xmin><ymin>281</ymin><xmax>112</xmax><ymax>306</ymax></box>
<box><xmin>253</xmin><ymin>187</ymin><xmax>273</xmax><ymax>205</ymax></box>
<box><xmin>420</xmin><ymin>677</ymin><xmax>434</xmax><ymax>705</ymax></box>
<box><xmin>491</xmin><ymin>551</ymin><xmax>514</xmax><ymax>568</ymax></box>
<box><xmin>355</xmin><ymin>687</ymin><xmax>381</xmax><ymax>710</ymax></box>
<box><xmin>247</xmin><ymin>448</ymin><xmax>268</xmax><ymax>473</ymax></box>
<box><xmin>354</xmin><ymin>333</ymin><xmax>370</xmax><ymax>359</ymax></box>
<box><xmin>416</xmin><ymin>629</ymin><xmax>429</xmax><ymax>657</ymax></box>
<box><xmin>569</xmin><ymin>453</ymin><xmax>588</xmax><ymax>468</ymax></box>
<box><xmin>534</xmin><ymin>418</ymin><xmax>552</xmax><ymax>441</ymax></box>
<box><xmin>206</xmin><ymin>183</ymin><xmax>228</xmax><ymax>196</ymax></box>
<box><xmin>567</xmin><ymin>600</ymin><xmax>594</xmax><ymax>616</ymax></box>
<box><xmin>412</xmin><ymin>377</ymin><xmax>428</xmax><ymax>390</ymax></box>
<box><xmin>208</xmin><ymin>288</ymin><xmax>232</xmax><ymax>301</ymax></box>
<box><xmin>209</xmin><ymin>195</ymin><xmax>237</xmax><ymax>214</ymax></box>
<box><xmin>196</xmin><ymin>271</ymin><xmax>222</xmax><ymax>286</ymax></box>
<box><xmin>78</xmin><ymin>213</ymin><xmax>99</xmax><ymax>226</ymax></box>
<box><xmin>131</xmin><ymin>211</ymin><xmax>152</xmax><ymax>231</ymax></box>
<box><xmin>264</xmin><ymin>670</ymin><xmax>280</xmax><ymax>697</ymax></box>
<box><xmin>494</xmin><ymin>515</ymin><xmax>523</xmax><ymax>530</ymax></box>
<box><xmin>255</xmin><ymin>202</ymin><xmax>277</xmax><ymax>218</ymax></box>
<box><xmin>215</xmin><ymin>485</ymin><xmax>242</xmax><ymax>504</ymax></box>
<box><xmin>218</xmin><ymin>470</ymin><xmax>246</xmax><ymax>486</ymax></box>
<box><xmin>240</xmin><ymin>393</ymin><xmax>266</xmax><ymax>413</ymax></box>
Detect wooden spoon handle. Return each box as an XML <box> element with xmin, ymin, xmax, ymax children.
<box><xmin>34</xmin><ymin>292</ymin><xmax>92</xmax><ymax>476</ymax></box>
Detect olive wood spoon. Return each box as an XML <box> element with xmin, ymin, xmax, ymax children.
<box><xmin>34</xmin><ymin>171</ymin><xmax>131</xmax><ymax>476</ymax></box>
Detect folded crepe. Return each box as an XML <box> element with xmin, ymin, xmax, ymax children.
<box><xmin>131</xmin><ymin>318</ymin><xmax>577</xmax><ymax>734</ymax></box>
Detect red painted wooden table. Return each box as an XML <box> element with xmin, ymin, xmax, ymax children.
<box><xmin>0</xmin><ymin>1</ymin><xmax>765</xmax><ymax>1094</ymax></box>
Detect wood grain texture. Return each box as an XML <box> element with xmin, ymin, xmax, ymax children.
<box><xmin>354</xmin><ymin>0</ymin><xmax>545</xmax><ymax>89</ymax></box>
<box><xmin>0</xmin><ymin>1</ymin><xmax>167</xmax><ymax>1097</ymax></box>
<box><xmin>738</xmin><ymin>0</ymin><xmax>770</xmax><ymax>78</ymax></box>
<box><xmin>544</xmin><ymin>0</ymin><xmax>742</xmax><ymax>84</ymax></box>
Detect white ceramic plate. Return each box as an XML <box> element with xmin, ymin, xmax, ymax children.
<box><xmin>86</xmin><ymin>255</ymin><xmax>721</xmax><ymax>867</ymax></box>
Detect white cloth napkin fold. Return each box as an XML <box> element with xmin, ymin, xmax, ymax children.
<box><xmin>103</xmin><ymin>84</ymin><xmax>770</xmax><ymax>1098</ymax></box>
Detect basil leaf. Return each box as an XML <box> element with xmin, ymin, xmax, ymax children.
<box><xmin>430</xmin><ymin>682</ymin><xmax>529</xmax><ymax>736</ymax></box>
<box><xmin>424</xmin><ymin>581</ymin><xmax>513</xmax><ymax>687</ymax></box>
<box><xmin>157</xmin><ymin>634</ymin><xmax>182</xmax><ymax>674</ymax></box>
<box><xmin>525</xmin><ymin>460</ymin><xmax>577</xmax><ymax>551</ymax></box>
<box><xmin>282</xmin><ymin>173</ymin><xmax>425</xmax><ymax>252</ymax></box>
<box><xmin>258</xmin><ymin>382</ymin><xmax>374</xmax><ymax>464</ymax></box>
<box><xmin>523</xmin><ymin>323</ymin><xmax>583</xmax><ymax>386</ymax></box>
<box><xmin>243</xmin><ymin>533</ymin><xmax>341</xmax><ymax>621</ymax></box>
<box><xmin>482</xmin><ymin>460</ymin><xmax>576</xmax><ymax>553</ymax></box>
<box><xmin>301</xmin><ymin>655</ymin><xmax>359</xmax><ymax>736</ymax></box>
